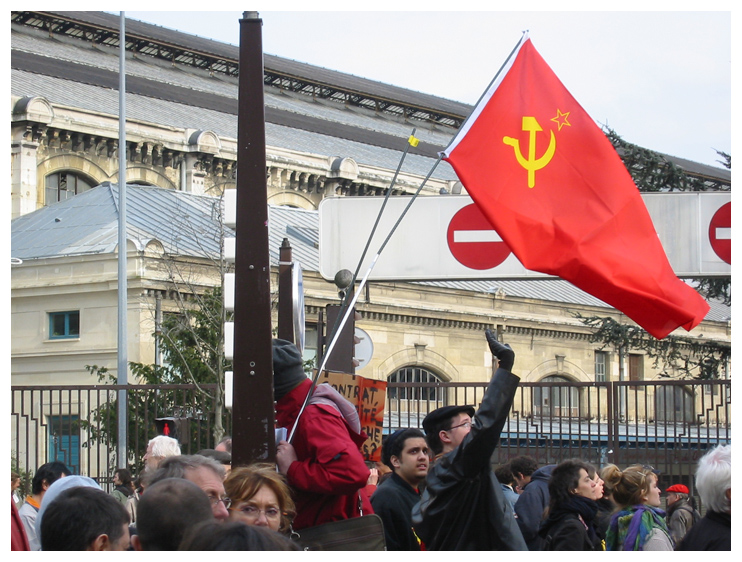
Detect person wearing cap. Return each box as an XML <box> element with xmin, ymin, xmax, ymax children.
<box><xmin>370</xmin><ymin>428</ymin><xmax>429</xmax><ymax>550</ymax></box>
<box><xmin>272</xmin><ymin>338</ymin><xmax>373</xmax><ymax>530</ymax></box>
<box><xmin>665</xmin><ymin>483</ymin><xmax>700</xmax><ymax>547</ymax></box>
<box><xmin>411</xmin><ymin>329</ymin><xmax>527</xmax><ymax>550</ymax></box>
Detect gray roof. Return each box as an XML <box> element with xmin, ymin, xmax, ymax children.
<box><xmin>10</xmin><ymin>183</ymin><xmax>234</xmax><ymax>260</ymax></box>
<box><xmin>11</xmin><ymin>13</ymin><xmax>730</xmax><ymax>182</ymax></box>
<box><xmin>11</xmin><ymin>185</ymin><xmax>730</xmax><ymax>323</ymax></box>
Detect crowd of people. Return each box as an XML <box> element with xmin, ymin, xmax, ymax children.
<box><xmin>10</xmin><ymin>335</ymin><xmax>731</xmax><ymax>551</ymax></box>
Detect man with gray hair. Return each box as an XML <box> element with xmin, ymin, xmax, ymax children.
<box><xmin>142</xmin><ymin>435</ymin><xmax>181</xmax><ymax>471</ymax></box>
<box><xmin>148</xmin><ymin>454</ymin><xmax>230</xmax><ymax>522</ymax></box>
<box><xmin>677</xmin><ymin>444</ymin><xmax>731</xmax><ymax>551</ymax></box>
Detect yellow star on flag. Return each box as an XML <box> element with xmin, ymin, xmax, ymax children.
<box><xmin>551</xmin><ymin>109</ymin><xmax>571</xmax><ymax>131</ymax></box>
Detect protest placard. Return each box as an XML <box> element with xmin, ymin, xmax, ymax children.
<box><xmin>315</xmin><ymin>371</ymin><xmax>387</xmax><ymax>462</ymax></box>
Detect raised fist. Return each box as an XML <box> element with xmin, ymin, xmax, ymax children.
<box><xmin>485</xmin><ymin>329</ymin><xmax>515</xmax><ymax>372</ymax></box>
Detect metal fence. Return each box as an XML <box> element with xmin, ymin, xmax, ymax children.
<box><xmin>11</xmin><ymin>379</ymin><xmax>730</xmax><ymax>504</ymax></box>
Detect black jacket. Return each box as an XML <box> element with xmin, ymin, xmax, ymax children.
<box><xmin>594</xmin><ymin>497</ymin><xmax>615</xmax><ymax>541</ymax></box>
<box><xmin>676</xmin><ymin>510</ymin><xmax>730</xmax><ymax>551</ymax></box>
<box><xmin>370</xmin><ymin>472</ymin><xmax>422</xmax><ymax>551</ymax></box>
<box><xmin>411</xmin><ymin>368</ymin><xmax>527</xmax><ymax>550</ymax></box>
<box><xmin>539</xmin><ymin>496</ymin><xmax>601</xmax><ymax>551</ymax></box>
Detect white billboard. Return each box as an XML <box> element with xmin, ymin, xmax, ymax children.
<box><xmin>318</xmin><ymin>193</ymin><xmax>730</xmax><ymax>281</ymax></box>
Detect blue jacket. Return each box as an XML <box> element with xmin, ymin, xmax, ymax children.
<box><xmin>514</xmin><ymin>464</ymin><xmax>555</xmax><ymax>550</ymax></box>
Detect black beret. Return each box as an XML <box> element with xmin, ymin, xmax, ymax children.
<box><xmin>422</xmin><ymin>405</ymin><xmax>475</xmax><ymax>435</ymax></box>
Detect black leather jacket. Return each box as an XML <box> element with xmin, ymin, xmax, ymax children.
<box><xmin>411</xmin><ymin>368</ymin><xmax>527</xmax><ymax>550</ymax></box>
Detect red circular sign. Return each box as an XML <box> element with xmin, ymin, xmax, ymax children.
<box><xmin>446</xmin><ymin>204</ymin><xmax>511</xmax><ymax>270</ymax></box>
<box><xmin>709</xmin><ymin>202</ymin><xmax>731</xmax><ymax>264</ymax></box>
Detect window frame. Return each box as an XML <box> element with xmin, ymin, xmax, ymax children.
<box><xmin>48</xmin><ymin>310</ymin><xmax>80</xmax><ymax>340</ymax></box>
<box><xmin>595</xmin><ymin>350</ymin><xmax>608</xmax><ymax>382</ymax></box>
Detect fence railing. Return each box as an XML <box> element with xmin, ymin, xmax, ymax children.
<box><xmin>11</xmin><ymin>379</ymin><xmax>730</xmax><ymax>501</ymax></box>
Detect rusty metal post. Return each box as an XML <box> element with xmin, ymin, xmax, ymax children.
<box><xmin>231</xmin><ymin>11</ymin><xmax>274</xmax><ymax>466</ymax></box>
<box><xmin>277</xmin><ymin>238</ymin><xmax>294</xmax><ymax>343</ymax></box>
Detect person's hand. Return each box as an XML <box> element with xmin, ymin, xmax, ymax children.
<box><xmin>276</xmin><ymin>440</ymin><xmax>298</xmax><ymax>475</ymax></box>
<box><xmin>367</xmin><ymin>467</ymin><xmax>379</xmax><ymax>486</ymax></box>
<box><xmin>485</xmin><ymin>329</ymin><xmax>515</xmax><ymax>372</ymax></box>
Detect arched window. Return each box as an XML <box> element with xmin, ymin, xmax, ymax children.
<box><xmin>387</xmin><ymin>367</ymin><xmax>444</xmax><ymax>402</ymax></box>
<box><xmin>45</xmin><ymin>171</ymin><xmax>94</xmax><ymax>205</ymax></box>
<box><xmin>533</xmin><ymin>375</ymin><xmax>580</xmax><ymax>418</ymax></box>
<box><xmin>386</xmin><ymin>367</ymin><xmax>446</xmax><ymax>431</ymax></box>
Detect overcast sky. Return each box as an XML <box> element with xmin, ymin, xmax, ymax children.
<box><xmin>120</xmin><ymin>7</ymin><xmax>731</xmax><ymax>169</ymax></box>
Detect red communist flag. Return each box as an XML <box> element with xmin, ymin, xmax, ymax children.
<box><xmin>443</xmin><ymin>37</ymin><xmax>709</xmax><ymax>339</ymax></box>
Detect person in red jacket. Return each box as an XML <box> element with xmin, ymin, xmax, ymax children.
<box><xmin>273</xmin><ymin>339</ymin><xmax>373</xmax><ymax>530</ymax></box>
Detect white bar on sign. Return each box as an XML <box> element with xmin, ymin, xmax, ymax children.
<box><xmin>453</xmin><ymin>230</ymin><xmax>502</xmax><ymax>243</ymax></box>
<box><xmin>224</xmin><ymin>189</ymin><xmax>237</xmax><ymax>227</ymax></box>
<box><xmin>224</xmin><ymin>237</ymin><xmax>236</xmax><ymax>262</ymax></box>
<box><xmin>225</xmin><ymin>371</ymin><xmax>233</xmax><ymax>409</ymax></box>
<box><xmin>224</xmin><ymin>273</ymin><xmax>235</xmax><ymax>311</ymax></box>
<box><xmin>715</xmin><ymin>227</ymin><xmax>731</xmax><ymax>240</ymax></box>
<box><xmin>224</xmin><ymin>322</ymin><xmax>234</xmax><ymax>360</ymax></box>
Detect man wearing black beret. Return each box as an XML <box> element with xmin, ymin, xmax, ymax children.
<box><xmin>411</xmin><ymin>329</ymin><xmax>527</xmax><ymax>550</ymax></box>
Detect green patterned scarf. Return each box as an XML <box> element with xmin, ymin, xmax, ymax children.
<box><xmin>605</xmin><ymin>505</ymin><xmax>671</xmax><ymax>551</ymax></box>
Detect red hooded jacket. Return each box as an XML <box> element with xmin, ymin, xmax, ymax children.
<box><xmin>276</xmin><ymin>379</ymin><xmax>373</xmax><ymax>529</ymax></box>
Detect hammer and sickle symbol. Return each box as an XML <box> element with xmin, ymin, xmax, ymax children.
<box><xmin>503</xmin><ymin>116</ymin><xmax>557</xmax><ymax>188</ymax></box>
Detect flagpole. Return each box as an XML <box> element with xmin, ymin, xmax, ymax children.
<box><xmin>287</xmin><ymin>155</ymin><xmax>443</xmax><ymax>443</ymax></box>
<box><xmin>320</xmin><ymin>130</ymin><xmax>419</xmax><ymax>370</ymax></box>
<box><xmin>443</xmin><ymin>31</ymin><xmax>528</xmax><ymax>157</ymax></box>
<box><xmin>348</xmin><ymin>129</ymin><xmax>418</xmax><ymax>284</ymax></box>
<box><xmin>116</xmin><ymin>11</ymin><xmax>128</xmax><ymax>469</ymax></box>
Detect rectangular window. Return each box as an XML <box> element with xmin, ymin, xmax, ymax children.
<box><xmin>628</xmin><ymin>354</ymin><xmax>644</xmax><ymax>381</ymax></box>
<box><xmin>49</xmin><ymin>311</ymin><xmax>80</xmax><ymax>339</ymax></box>
<box><xmin>48</xmin><ymin>415</ymin><xmax>80</xmax><ymax>474</ymax></box>
<box><xmin>595</xmin><ymin>351</ymin><xmax>608</xmax><ymax>382</ymax></box>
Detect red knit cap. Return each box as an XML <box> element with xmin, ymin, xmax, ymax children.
<box><xmin>666</xmin><ymin>484</ymin><xmax>689</xmax><ymax>494</ymax></box>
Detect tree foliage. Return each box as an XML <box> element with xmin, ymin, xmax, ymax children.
<box><xmin>575</xmin><ymin>314</ymin><xmax>730</xmax><ymax>380</ymax></box>
<box><xmin>579</xmin><ymin>131</ymin><xmax>731</xmax><ymax>378</ymax></box>
<box><xmin>605</xmin><ymin>127</ymin><xmax>730</xmax><ymax>192</ymax></box>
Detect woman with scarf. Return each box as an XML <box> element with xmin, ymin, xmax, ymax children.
<box><xmin>603</xmin><ymin>464</ymin><xmax>673</xmax><ymax>551</ymax></box>
<box><xmin>539</xmin><ymin>459</ymin><xmax>601</xmax><ymax>551</ymax></box>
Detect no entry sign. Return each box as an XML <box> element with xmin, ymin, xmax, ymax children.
<box><xmin>709</xmin><ymin>202</ymin><xmax>731</xmax><ymax>264</ymax></box>
<box><xmin>447</xmin><ymin>204</ymin><xmax>511</xmax><ymax>269</ymax></box>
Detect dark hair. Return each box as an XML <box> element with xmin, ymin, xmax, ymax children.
<box><xmin>495</xmin><ymin>463</ymin><xmax>515</xmax><ymax>485</ymax></box>
<box><xmin>509</xmin><ymin>455</ymin><xmax>539</xmax><ymax>478</ymax></box>
<box><xmin>40</xmin><ymin>486</ymin><xmax>129</xmax><ymax>550</ymax></box>
<box><xmin>135</xmin><ymin>477</ymin><xmax>215</xmax><ymax>550</ymax></box>
<box><xmin>382</xmin><ymin>428</ymin><xmax>425</xmax><ymax>469</ymax></box>
<box><xmin>179</xmin><ymin>521</ymin><xmax>300</xmax><ymax>551</ymax></box>
<box><xmin>547</xmin><ymin>459</ymin><xmax>592</xmax><ymax>513</ymax></box>
<box><xmin>31</xmin><ymin>461</ymin><xmax>70</xmax><ymax>495</ymax></box>
<box><xmin>425</xmin><ymin>418</ymin><xmax>460</xmax><ymax>457</ymax></box>
<box><xmin>114</xmin><ymin>468</ymin><xmax>133</xmax><ymax>488</ymax></box>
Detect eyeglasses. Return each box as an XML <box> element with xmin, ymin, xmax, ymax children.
<box><xmin>209</xmin><ymin>496</ymin><xmax>232</xmax><ymax>509</ymax></box>
<box><xmin>642</xmin><ymin>464</ymin><xmax>660</xmax><ymax>476</ymax></box>
<box><xmin>448</xmin><ymin>420</ymin><xmax>472</xmax><ymax>431</ymax></box>
<box><xmin>230</xmin><ymin>505</ymin><xmax>282</xmax><ymax>520</ymax></box>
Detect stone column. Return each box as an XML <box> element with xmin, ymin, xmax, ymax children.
<box><xmin>10</xmin><ymin>139</ymin><xmax>40</xmax><ymax>218</ymax></box>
